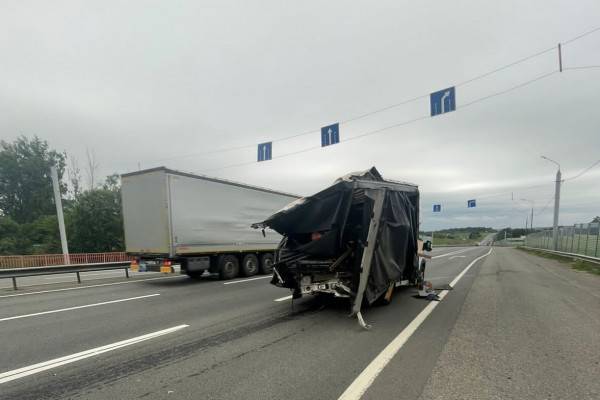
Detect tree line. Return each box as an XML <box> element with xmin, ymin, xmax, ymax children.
<box><xmin>0</xmin><ymin>136</ymin><xmax>124</xmax><ymax>255</ymax></box>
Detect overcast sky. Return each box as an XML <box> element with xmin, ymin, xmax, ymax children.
<box><xmin>1</xmin><ymin>0</ymin><xmax>599</xmax><ymax>230</ymax></box>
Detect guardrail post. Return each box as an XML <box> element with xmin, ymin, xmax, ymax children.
<box><xmin>125</xmin><ymin>267</ymin><xmax>130</xmax><ymax>278</ymax></box>
<box><xmin>12</xmin><ymin>277</ymin><xmax>17</xmax><ymax>290</ymax></box>
<box><xmin>76</xmin><ymin>271</ymin><xmax>81</xmax><ymax>283</ymax></box>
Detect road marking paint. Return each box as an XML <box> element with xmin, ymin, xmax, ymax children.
<box><xmin>0</xmin><ymin>294</ymin><xmax>160</xmax><ymax>322</ymax></box>
<box><xmin>0</xmin><ymin>324</ymin><xmax>189</xmax><ymax>384</ymax></box>
<box><xmin>337</xmin><ymin>248</ymin><xmax>493</xmax><ymax>400</ymax></box>
<box><xmin>432</xmin><ymin>247</ymin><xmax>477</xmax><ymax>259</ymax></box>
<box><xmin>224</xmin><ymin>276</ymin><xmax>271</xmax><ymax>285</ymax></box>
<box><xmin>448</xmin><ymin>255</ymin><xmax>467</xmax><ymax>260</ymax></box>
<box><xmin>274</xmin><ymin>295</ymin><xmax>293</xmax><ymax>302</ymax></box>
<box><xmin>0</xmin><ymin>275</ymin><xmax>185</xmax><ymax>299</ymax></box>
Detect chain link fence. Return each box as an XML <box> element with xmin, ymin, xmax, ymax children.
<box><xmin>524</xmin><ymin>223</ymin><xmax>600</xmax><ymax>257</ymax></box>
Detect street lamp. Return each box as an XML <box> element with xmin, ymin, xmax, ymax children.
<box><xmin>541</xmin><ymin>155</ymin><xmax>561</xmax><ymax>250</ymax></box>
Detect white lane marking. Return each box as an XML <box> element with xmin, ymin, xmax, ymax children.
<box><xmin>224</xmin><ymin>276</ymin><xmax>271</xmax><ymax>285</ymax></box>
<box><xmin>337</xmin><ymin>248</ymin><xmax>493</xmax><ymax>400</ymax></box>
<box><xmin>0</xmin><ymin>324</ymin><xmax>189</xmax><ymax>384</ymax></box>
<box><xmin>0</xmin><ymin>275</ymin><xmax>185</xmax><ymax>299</ymax></box>
<box><xmin>0</xmin><ymin>294</ymin><xmax>160</xmax><ymax>322</ymax></box>
<box><xmin>432</xmin><ymin>247</ymin><xmax>477</xmax><ymax>259</ymax></box>
<box><xmin>448</xmin><ymin>255</ymin><xmax>467</xmax><ymax>260</ymax></box>
<box><xmin>274</xmin><ymin>295</ymin><xmax>293</xmax><ymax>302</ymax></box>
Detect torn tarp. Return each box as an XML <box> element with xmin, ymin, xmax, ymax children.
<box><xmin>253</xmin><ymin>167</ymin><xmax>420</xmax><ymax>305</ymax></box>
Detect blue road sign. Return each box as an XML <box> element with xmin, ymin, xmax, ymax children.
<box><xmin>467</xmin><ymin>199</ymin><xmax>476</xmax><ymax>208</ymax></box>
<box><xmin>257</xmin><ymin>142</ymin><xmax>272</xmax><ymax>162</ymax></box>
<box><xmin>433</xmin><ymin>204</ymin><xmax>441</xmax><ymax>212</ymax></box>
<box><xmin>430</xmin><ymin>87</ymin><xmax>456</xmax><ymax>117</ymax></box>
<box><xmin>321</xmin><ymin>123</ymin><xmax>340</xmax><ymax>147</ymax></box>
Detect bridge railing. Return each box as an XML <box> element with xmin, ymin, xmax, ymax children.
<box><xmin>0</xmin><ymin>252</ymin><xmax>132</xmax><ymax>269</ymax></box>
<box><xmin>524</xmin><ymin>223</ymin><xmax>600</xmax><ymax>258</ymax></box>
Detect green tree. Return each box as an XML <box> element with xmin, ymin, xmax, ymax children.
<box><xmin>0</xmin><ymin>216</ymin><xmax>20</xmax><ymax>255</ymax></box>
<box><xmin>68</xmin><ymin>179</ymin><xmax>123</xmax><ymax>253</ymax></box>
<box><xmin>0</xmin><ymin>136</ymin><xmax>66</xmax><ymax>224</ymax></box>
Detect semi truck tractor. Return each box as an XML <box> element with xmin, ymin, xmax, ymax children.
<box><xmin>252</xmin><ymin>167</ymin><xmax>431</xmax><ymax>328</ymax></box>
<box><xmin>121</xmin><ymin>167</ymin><xmax>299</xmax><ymax>279</ymax></box>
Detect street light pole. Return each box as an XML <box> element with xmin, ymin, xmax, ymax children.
<box><xmin>51</xmin><ymin>166</ymin><xmax>70</xmax><ymax>264</ymax></box>
<box><xmin>541</xmin><ymin>156</ymin><xmax>561</xmax><ymax>250</ymax></box>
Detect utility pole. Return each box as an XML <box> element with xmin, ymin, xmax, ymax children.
<box><xmin>542</xmin><ymin>156</ymin><xmax>561</xmax><ymax>250</ymax></box>
<box><xmin>51</xmin><ymin>166</ymin><xmax>70</xmax><ymax>264</ymax></box>
<box><xmin>521</xmin><ymin>198</ymin><xmax>535</xmax><ymax>231</ymax></box>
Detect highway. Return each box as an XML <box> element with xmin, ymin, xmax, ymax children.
<box><xmin>1</xmin><ymin>246</ymin><xmax>598</xmax><ymax>400</ymax></box>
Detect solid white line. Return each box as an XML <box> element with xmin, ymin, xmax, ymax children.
<box><xmin>274</xmin><ymin>295</ymin><xmax>293</xmax><ymax>302</ymax></box>
<box><xmin>0</xmin><ymin>324</ymin><xmax>189</xmax><ymax>384</ymax></box>
<box><xmin>448</xmin><ymin>255</ymin><xmax>467</xmax><ymax>260</ymax></box>
<box><xmin>432</xmin><ymin>247</ymin><xmax>477</xmax><ymax>259</ymax></box>
<box><xmin>0</xmin><ymin>294</ymin><xmax>160</xmax><ymax>322</ymax></box>
<box><xmin>337</xmin><ymin>248</ymin><xmax>493</xmax><ymax>400</ymax></box>
<box><xmin>224</xmin><ymin>276</ymin><xmax>271</xmax><ymax>285</ymax></box>
<box><xmin>0</xmin><ymin>275</ymin><xmax>185</xmax><ymax>299</ymax></box>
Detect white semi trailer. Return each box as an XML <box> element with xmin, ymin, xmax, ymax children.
<box><xmin>121</xmin><ymin>167</ymin><xmax>299</xmax><ymax>279</ymax></box>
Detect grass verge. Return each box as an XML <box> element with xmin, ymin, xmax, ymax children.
<box><xmin>517</xmin><ymin>247</ymin><xmax>600</xmax><ymax>276</ymax></box>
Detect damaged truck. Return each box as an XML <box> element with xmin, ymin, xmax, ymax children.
<box><xmin>252</xmin><ymin>167</ymin><xmax>431</xmax><ymax>328</ymax></box>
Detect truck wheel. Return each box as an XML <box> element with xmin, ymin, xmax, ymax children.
<box><xmin>260</xmin><ymin>253</ymin><xmax>275</xmax><ymax>274</ymax></box>
<box><xmin>218</xmin><ymin>254</ymin><xmax>239</xmax><ymax>280</ymax></box>
<box><xmin>241</xmin><ymin>254</ymin><xmax>259</xmax><ymax>277</ymax></box>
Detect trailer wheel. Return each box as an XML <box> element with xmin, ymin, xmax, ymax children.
<box><xmin>218</xmin><ymin>254</ymin><xmax>239</xmax><ymax>280</ymax></box>
<box><xmin>259</xmin><ymin>253</ymin><xmax>275</xmax><ymax>274</ymax></box>
<box><xmin>241</xmin><ymin>254</ymin><xmax>259</xmax><ymax>277</ymax></box>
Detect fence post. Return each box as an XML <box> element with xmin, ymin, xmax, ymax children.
<box><xmin>570</xmin><ymin>225</ymin><xmax>575</xmax><ymax>252</ymax></box>
<box><xmin>594</xmin><ymin>222</ymin><xmax>600</xmax><ymax>257</ymax></box>
<box><xmin>584</xmin><ymin>224</ymin><xmax>591</xmax><ymax>255</ymax></box>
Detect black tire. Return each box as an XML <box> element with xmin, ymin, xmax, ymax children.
<box><xmin>241</xmin><ymin>254</ymin><xmax>259</xmax><ymax>277</ymax></box>
<box><xmin>218</xmin><ymin>254</ymin><xmax>239</xmax><ymax>280</ymax></box>
<box><xmin>260</xmin><ymin>253</ymin><xmax>275</xmax><ymax>274</ymax></box>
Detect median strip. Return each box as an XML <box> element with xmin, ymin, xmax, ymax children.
<box><xmin>0</xmin><ymin>324</ymin><xmax>189</xmax><ymax>384</ymax></box>
<box><xmin>0</xmin><ymin>294</ymin><xmax>160</xmax><ymax>322</ymax></box>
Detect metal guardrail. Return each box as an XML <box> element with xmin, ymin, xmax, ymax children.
<box><xmin>521</xmin><ymin>246</ymin><xmax>600</xmax><ymax>265</ymax></box>
<box><xmin>0</xmin><ymin>261</ymin><xmax>131</xmax><ymax>290</ymax></box>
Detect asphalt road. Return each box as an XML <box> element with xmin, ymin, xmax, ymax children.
<box><xmin>0</xmin><ymin>246</ymin><xmax>598</xmax><ymax>400</ymax></box>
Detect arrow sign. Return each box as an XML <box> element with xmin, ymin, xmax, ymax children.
<box><xmin>433</xmin><ymin>204</ymin><xmax>441</xmax><ymax>212</ymax></box>
<box><xmin>467</xmin><ymin>199</ymin><xmax>476</xmax><ymax>208</ymax></box>
<box><xmin>257</xmin><ymin>142</ymin><xmax>272</xmax><ymax>162</ymax></box>
<box><xmin>321</xmin><ymin>123</ymin><xmax>340</xmax><ymax>147</ymax></box>
<box><xmin>430</xmin><ymin>87</ymin><xmax>456</xmax><ymax>116</ymax></box>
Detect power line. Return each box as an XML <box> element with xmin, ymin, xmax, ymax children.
<box><xmin>144</xmin><ymin>24</ymin><xmax>600</xmax><ymax>168</ymax></box>
<box><xmin>563</xmin><ymin>65</ymin><xmax>600</xmax><ymax>71</ymax></box>
<box><xmin>203</xmin><ymin>69</ymin><xmax>560</xmax><ymax>173</ymax></box>
<box><xmin>564</xmin><ymin>159</ymin><xmax>600</xmax><ymax>181</ymax></box>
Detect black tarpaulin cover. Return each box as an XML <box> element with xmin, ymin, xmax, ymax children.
<box><xmin>253</xmin><ymin>167</ymin><xmax>420</xmax><ymax>304</ymax></box>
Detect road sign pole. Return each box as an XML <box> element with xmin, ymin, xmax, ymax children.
<box><xmin>558</xmin><ymin>43</ymin><xmax>563</xmax><ymax>72</ymax></box>
<box><xmin>51</xmin><ymin>166</ymin><xmax>70</xmax><ymax>264</ymax></box>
